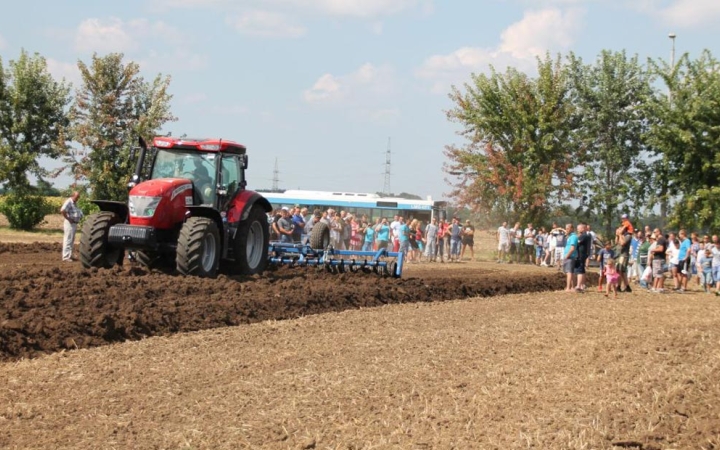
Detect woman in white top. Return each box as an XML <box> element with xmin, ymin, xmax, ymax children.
<box><xmin>666</xmin><ymin>233</ymin><xmax>680</xmax><ymax>290</ymax></box>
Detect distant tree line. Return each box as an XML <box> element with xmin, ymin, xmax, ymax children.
<box><xmin>445</xmin><ymin>49</ymin><xmax>720</xmax><ymax>237</ymax></box>
<box><xmin>0</xmin><ymin>49</ymin><xmax>176</xmax><ymax>229</ymax></box>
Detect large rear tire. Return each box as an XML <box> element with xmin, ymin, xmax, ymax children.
<box><xmin>80</xmin><ymin>212</ymin><xmax>124</xmax><ymax>269</ymax></box>
<box><xmin>176</xmin><ymin>217</ymin><xmax>220</xmax><ymax>277</ymax></box>
<box><xmin>310</xmin><ymin>221</ymin><xmax>330</xmax><ymax>249</ymax></box>
<box><xmin>234</xmin><ymin>205</ymin><xmax>269</xmax><ymax>275</ymax></box>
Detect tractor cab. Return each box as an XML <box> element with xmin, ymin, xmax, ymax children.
<box><xmin>147</xmin><ymin>137</ymin><xmax>248</xmax><ymax>208</ymax></box>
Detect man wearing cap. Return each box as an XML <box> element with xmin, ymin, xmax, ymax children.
<box><xmin>620</xmin><ymin>213</ymin><xmax>634</xmax><ymax>234</ymax></box>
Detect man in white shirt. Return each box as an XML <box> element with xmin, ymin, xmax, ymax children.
<box><xmin>497</xmin><ymin>221</ymin><xmax>510</xmax><ymax>263</ymax></box>
<box><xmin>523</xmin><ymin>223</ymin><xmax>535</xmax><ymax>264</ymax></box>
<box><xmin>390</xmin><ymin>215</ymin><xmax>401</xmax><ymax>252</ymax></box>
<box><xmin>60</xmin><ymin>191</ymin><xmax>83</xmax><ymax>262</ymax></box>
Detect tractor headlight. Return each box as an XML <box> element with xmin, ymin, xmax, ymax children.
<box><xmin>129</xmin><ymin>196</ymin><xmax>162</xmax><ymax>218</ymax></box>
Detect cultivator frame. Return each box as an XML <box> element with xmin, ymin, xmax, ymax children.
<box><xmin>268</xmin><ymin>243</ymin><xmax>405</xmax><ymax>278</ymax></box>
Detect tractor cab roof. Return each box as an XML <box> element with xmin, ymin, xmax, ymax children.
<box><xmin>152</xmin><ymin>136</ymin><xmax>246</xmax><ymax>154</ymax></box>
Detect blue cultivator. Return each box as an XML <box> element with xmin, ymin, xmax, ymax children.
<box><xmin>268</xmin><ymin>243</ymin><xmax>405</xmax><ymax>278</ymax></box>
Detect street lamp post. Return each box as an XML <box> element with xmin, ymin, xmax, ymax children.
<box><xmin>669</xmin><ymin>32</ymin><xmax>676</xmax><ymax>68</ymax></box>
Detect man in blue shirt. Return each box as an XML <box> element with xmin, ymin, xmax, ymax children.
<box><xmin>398</xmin><ymin>216</ymin><xmax>411</xmax><ymax>256</ymax></box>
<box><xmin>375</xmin><ymin>217</ymin><xmax>391</xmax><ymax>251</ymax></box>
<box><xmin>677</xmin><ymin>229</ymin><xmax>692</xmax><ymax>292</ymax></box>
<box><xmin>291</xmin><ymin>206</ymin><xmax>305</xmax><ymax>243</ymax></box>
<box><xmin>449</xmin><ymin>217</ymin><xmax>462</xmax><ymax>262</ymax></box>
<box><xmin>563</xmin><ymin>223</ymin><xmax>578</xmax><ymax>292</ymax></box>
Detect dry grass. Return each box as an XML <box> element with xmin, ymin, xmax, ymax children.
<box><xmin>0</xmin><ymin>214</ymin><xmax>64</xmax><ymax>243</ymax></box>
<box><xmin>2</xmin><ymin>288</ymin><xmax>719</xmax><ymax>449</ymax></box>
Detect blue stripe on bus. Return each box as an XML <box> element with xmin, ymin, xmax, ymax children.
<box><xmin>262</xmin><ymin>197</ymin><xmax>433</xmax><ymax>210</ymax></box>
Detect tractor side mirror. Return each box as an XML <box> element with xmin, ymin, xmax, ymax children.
<box><xmin>241</xmin><ymin>154</ymin><xmax>248</xmax><ymax>170</ymax></box>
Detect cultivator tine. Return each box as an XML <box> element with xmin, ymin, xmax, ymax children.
<box><xmin>267</xmin><ymin>242</ymin><xmax>405</xmax><ymax>278</ymax></box>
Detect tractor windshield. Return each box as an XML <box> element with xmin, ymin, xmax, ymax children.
<box><xmin>152</xmin><ymin>150</ymin><xmax>216</xmax><ymax>183</ymax></box>
<box><xmin>152</xmin><ymin>149</ymin><xmax>217</xmax><ymax>204</ymax></box>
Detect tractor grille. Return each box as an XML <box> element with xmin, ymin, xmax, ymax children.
<box><xmin>108</xmin><ymin>225</ymin><xmax>157</xmax><ymax>248</ymax></box>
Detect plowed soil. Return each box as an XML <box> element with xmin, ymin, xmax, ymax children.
<box><xmin>3</xmin><ymin>241</ymin><xmax>719</xmax><ymax>450</ymax></box>
<box><xmin>0</xmin><ymin>242</ymin><xmax>568</xmax><ymax>362</ymax></box>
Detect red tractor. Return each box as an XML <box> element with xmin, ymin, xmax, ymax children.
<box><xmin>80</xmin><ymin>136</ymin><xmax>271</xmax><ymax>277</ymax></box>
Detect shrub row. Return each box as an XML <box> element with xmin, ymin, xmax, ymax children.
<box><xmin>0</xmin><ymin>195</ymin><xmax>99</xmax><ymax>230</ymax></box>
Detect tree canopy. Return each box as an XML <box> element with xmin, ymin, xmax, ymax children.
<box><xmin>446</xmin><ymin>49</ymin><xmax>720</xmax><ymax>233</ymax></box>
<box><xmin>0</xmin><ymin>50</ymin><xmax>71</xmax><ymax>192</ymax></box>
<box><xmin>69</xmin><ymin>53</ymin><xmax>176</xmax><ymax>201</ymax></box>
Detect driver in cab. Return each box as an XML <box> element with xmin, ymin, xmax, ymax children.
<box><xmin>192</xmin><ymin>164</ymin><xmax>214</xmax><ymax>204</ymax></box>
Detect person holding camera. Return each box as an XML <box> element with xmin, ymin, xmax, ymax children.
<box><xmin>375</xmin><ymin>217</ymin><xmax>391</xmax><ymax>251</ymax></box>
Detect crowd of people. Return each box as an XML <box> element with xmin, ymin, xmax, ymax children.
<box><xmin>496</xmin><ymin>214</ymin><xmax>720</xmax><ymax>295</ymax></box>
<box><xmin>268</xmin><ymin>207</ymin><xmax>476</xmax><ymax>263</ymax></box>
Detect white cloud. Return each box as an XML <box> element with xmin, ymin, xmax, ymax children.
<box><xmin>416</xmin><ymin>8</ymin><xmax>584</xmax><ymax>93</ymax></box>
<box><xmin>153</xmin><ymin>0</ymin><xmax>433</xmax><ymax>19</ymax></box>
<box><xmin>499</xmin><ymin>8</ymin><xmax>583</xmax><ymax>59</ymax></box>
<box><xmin>226</xmin><ymin>10</ymin><xmax>306</xmax><ymax>38</ymax></box>
<box><xmin>654</xmin><ymin>0</ymin><xmax>720</xmax><ymax>27</ymax></box>
<box><xmin>303</xmin><ymin>63</ymin><xmax>395</xmax><ymax>104</ymax></box>
<box><xmin>46</xmin><ymin>58</ymin><xmax>82</xmax><ymax>86</ymax></box>
<box><xmin>283</xmin><ymin>0</ymin><xmax>432</xmax><ymax>18</ymax></box>
<box><xmin>75</xmin><ymin>18</ymin><xmax>136</xmax><ymax>53</ymax></box>
<box><xmin>74</xmin><ymin>17</ymin><xmax>187</xmax><ymax>53</ymax></box>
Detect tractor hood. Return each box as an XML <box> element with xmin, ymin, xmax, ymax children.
<box><xmin>128</xmin><ymin>178</ymin><xmax>194</xmax><ymax>229</ymax></box>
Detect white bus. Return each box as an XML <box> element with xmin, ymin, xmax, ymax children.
<box><xmin>260</xmin><ymin>190</ymin><xmax>447</xmax><ymax>223</ymax></box>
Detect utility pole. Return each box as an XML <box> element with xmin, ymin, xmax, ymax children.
<box><xmin>272</xmin><ymin>158</ymin><xmax>280</xmax><ymax>192</ymax></box>
<box><xmin>382</xmin><ymin>137</ymin><xmax>392</xmax><ymax>196</ymax></box>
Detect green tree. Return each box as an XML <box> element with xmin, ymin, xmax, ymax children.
<box><xmin>644</xmin><ymin>50</ymin><xmax>720</xmax><ymax>231</ymax></box>
<box><xmin>0</xmin><ymin>49</ymin><xmax>71</xmax><ymax>192</ymax></box>
<box><xmin>69</xmin><ymin>53</ymin><xmax>176</xmax><ymax>201</ymax></box>
<box><xmin>444</xmin><ymin>55</ymin><xmax>577</xmax><ymax>225</ymax></box>
<box><xmin>568</xmin><ymin>50</ymin><xmax>652</xmax><ymax>237</ymax></box>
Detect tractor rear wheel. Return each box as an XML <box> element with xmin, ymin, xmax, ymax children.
<box><xmin>80</xmin><ymin>212</ymin><xmax>124</xmax><ymax>269</ymax></box>
<box><xmin>234</xmin><ymin>205</ymin><xmax>269</xmax><ymax>275</ymax></box>
<box><xmin>310</xmin><ymin>221</ymin><xmax>330</xmax><ymax>249</ymax></box>
<box><xmin>176</xmin><ymin>217</ymin><xmax>220</xmax><ymax>277</ymax></box>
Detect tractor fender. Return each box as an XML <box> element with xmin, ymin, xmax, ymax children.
<box><xmin>92</xmin><ymin>200</ymin><xmax>129</xmax><ymax>223</ymax></box>
<box><xmin>185</xmin><ymin>206</ymin><xmax>224</xmax><ymax>235</ymax></box>
<box><xmin>227</xmin><ymin>191</ymin><xmax>272</xmax><ymax>224</ymax></box>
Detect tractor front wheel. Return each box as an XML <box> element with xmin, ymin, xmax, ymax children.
<box><xmin>234</xmin><ymin>205</ymin><xmax>269</xmax><ymax>275</ymax></box>
<box><xmin>80</xmin><ymin>212</ymin><xmax>124</xmax><ymax>269</ymax></box>
<box><xmin>176</xmin><ymin>217</ymin><xmax>220</xmax><ymax>277</ymax></box>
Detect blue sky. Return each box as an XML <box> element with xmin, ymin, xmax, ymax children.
<box><xmin>1</xmin><ymin>0</ymin><xmax>719</xmax><ymax>201</ymax></box>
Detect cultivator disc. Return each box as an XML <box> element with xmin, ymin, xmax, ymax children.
<box><xmin>268</xmin><ymin>243</ymin><xmax>405</xmax><ymax>278</ymax></box>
